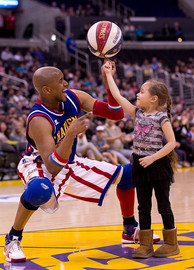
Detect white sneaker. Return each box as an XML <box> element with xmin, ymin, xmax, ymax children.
<box><xmin>122</xmin><ymin>224</ymin><xmax>160</xmax><ymax>244</ymax></box>
<box><xmin>3</xmin><ymin>234</ymin><xmax>26</xmax><ymax>262</ymax></box>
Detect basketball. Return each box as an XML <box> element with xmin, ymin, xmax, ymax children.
<box><xmin>87</xmin><ymin>21</ymin><xmax>123</xmax><ymax>58</ymax></box>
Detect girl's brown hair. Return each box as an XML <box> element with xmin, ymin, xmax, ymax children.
<box><xmin>147</xmin><ymin>79</ymin><xmax>177</xmax><ymax>170</ymax></box>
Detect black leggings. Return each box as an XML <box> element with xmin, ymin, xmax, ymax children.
<box><xmin>136</xmin><ymin>180</ymin><xmax>175</xmax><ymax>230</ymax></box>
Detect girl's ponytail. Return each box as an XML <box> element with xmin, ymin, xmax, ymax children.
<box><xmin>166</xmin><ymin>95</ymin><xmax>178</xmax><ymax>170</ymax></box>
<box><xmin>148</xmin><ymin>80</ymin><xmax>178</xmax><ymax>170</ymax></box>
<box><xmin>166</xmin><ymin>95</ymin><xmax>172</xmax><ymax>120</ymax></box>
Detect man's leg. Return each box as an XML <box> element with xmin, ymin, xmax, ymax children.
<box><xmin>114</xmin><ymin>164</ymin><xmax>138</xmax><ymax>243</ymax></box>
<box><xmin>4</xmin><ymin>177</ymin><xmax>54</xmax><ymax>262</ymax></box>
<box><xmin>10</xmin><ymin>201</ymin><xmax>36</xmax><ymax>234</ymax></box>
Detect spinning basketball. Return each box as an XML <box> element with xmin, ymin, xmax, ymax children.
<box><xmin>87</xmin><ymin>21</ymin><xmax>123</xmax><ymax>58</ymax></box>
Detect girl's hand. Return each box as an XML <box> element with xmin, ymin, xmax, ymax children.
<box><xmin>139</xmin><ymin>155</ymin><xmax>155</xmax><ymax>168</ymax></box>
<box><xmin>101</xmin><ymin>60</ymin><xmax>113</xmax><ymax>75</ymax></box>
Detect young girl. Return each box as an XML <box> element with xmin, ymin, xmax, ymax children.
<box><xmin>102</xmin><ymin>60</ymin><xmax>180</xmax><ymax>259</ymax></box>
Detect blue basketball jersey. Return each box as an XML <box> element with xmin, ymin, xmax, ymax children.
<box><xmin>24</xmin><ymin>90</ymin><xmax>81</xmax><ymax>163</ymax></box>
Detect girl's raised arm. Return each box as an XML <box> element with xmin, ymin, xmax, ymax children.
<box><xmin>102</xmin><ymin>61</ymin><xmax>136</xmax><ymax>117</ymax></box>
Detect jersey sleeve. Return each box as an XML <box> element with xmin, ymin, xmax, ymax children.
<box><xmin>66</xmin><ymin>89</ymin><xmax>81</xmax><ymax>116</ymax></box>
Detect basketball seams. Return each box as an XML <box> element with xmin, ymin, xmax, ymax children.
<box><xmin>96</xmin><ymin>21</ymin><xmax>112</xmax><ymax>55</ymax></box>
<box><xmin>87</xmin><ymin>20</ymin><xmax>123</xmax><ymax>58</ymax></box>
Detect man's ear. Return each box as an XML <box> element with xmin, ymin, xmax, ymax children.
<box><xmin>42</xmin><ymin>85</ymin><xmax>51</xmax><ymax>94</ymax></box>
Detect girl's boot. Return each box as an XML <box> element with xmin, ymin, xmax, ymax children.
<box><xmin>154</xmin><ymin>227</ymin><xmax>180</xmax><ymax>257</ymax></box>
<box><xmin>132</xmin><ymin>229</ymin><xmax>154</xmax><ymax>258</ymax></box>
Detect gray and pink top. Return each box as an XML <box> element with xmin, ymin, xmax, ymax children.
<box><xmin>133</xmin><ymin>107</ymin><xmax>169</xmax><ymax>156</ymax></box>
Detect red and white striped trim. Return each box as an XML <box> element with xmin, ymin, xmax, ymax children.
<box><xmin>50</xmin><ymin>151</ymin><xmax>69</xmax><ymax>167</ymax></box>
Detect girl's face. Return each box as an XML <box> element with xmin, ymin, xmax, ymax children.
<box><xmin>136</xmin><ymin>82</ymin><xmax>152</xmax><ymax>108</ymax></box>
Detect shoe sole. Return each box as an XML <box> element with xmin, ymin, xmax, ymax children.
<box><xmin>122</xmin><ymin>238</ymin><xmax>160</xmax><ymax>244</ymax></box>
<box><xmin>122</xmin><ymin>239</ymin><xmax>138</xmax><ymax>244</ymax></box>
<box><xmin>154</xmin><ymin>248</ymin><xmax>180</xmax><ymax>257</ymax></box>
<box><xmin>3</xmin><ymin>250</ymin><xmax>26</xmax><ymax>262</ymax></box>
<box><xmin>132</xmin><ymin>251</ymin><xmax>154</xmax><ymax>258</ymax></box>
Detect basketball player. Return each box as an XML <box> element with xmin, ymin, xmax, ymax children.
<box><xmin>3</xmin><ymin>64</ymin><xmax>158</xmax><ymax>262</ymax></box>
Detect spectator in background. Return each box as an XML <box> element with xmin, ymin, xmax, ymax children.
<box><xmin>150</xmin><ymin>57</ymin><xmax>160</xmax><ymax>73</ymax></box>
<box><xmin>66</xmin><ymin>33</ymin><xmax>77</xmax><ymax>64</ymax></box>
<box><xmin>161</xmin><ymin>23</ymin><xmax>172</xmax><ymax>41</ymax></box>
<box><xmin>172</xmin><ymin>117</ymin><xmax>191</xmax><ymax>167</ymax></box>
<box><xmin>171</xmin><ymin>65</ymin><xmax>181</xmax><ymax>80</ymax></box>
<box><xmin>0</xmin><ymin>78</ymin><xmax>8</xmax><ymax>97</ymax></box>
<box><xmin>5</xmin><ymin>106</ymin><xmax>18</xmax><ymax>123</ymax></box>
<box><xmin>1</xmin><ymin>47</ymin><xmax>13</xmax><ymax>62</ymax></box>
<box><xmin>142</xmin><ymin>59</ymin><xmax>153</xmax><ymax>80</ymax></box>
<box><xmin>31</xmin><ymin>47</ymin><xmax>45</xmax><ymax>63</ymax></box>
<box><xmin>84</xmin><ymin>117</ymin><xmax>96</xmax><ymax>141</ymax></box>
<box><xmin>85</xmin><ymin>3</ymin><xmax>96</xmax><ymax>16</ymax></box>
<box><xmin>0</xmin><ymin>121</ymin><xmax>10</xmax><ymax>143</ymax></box>
<box><xmin>0</xmin><ymin>13</ymin><xmax>5</xmax><ymax>37</ymax></box>
<box><xmin>123</xmin><ymin>61</ymin><xmax>134</xmax><ymax>78</ymax></box>
<box><xmin>76</xmin><ymin>131</ymin><xmax>104</xmax><ymax>161</ymax></box>
<box><xmin>104</xmin><ymin>119</ymin><xmax>133</xmax><ymax>164</ymax></box>
<box><xmin>55</xmin><ymin>16</ymin><xmax>65</xmax><ymax>36</ymax></box>
<box><xmin>124</xmin><ymin>119</ymin><xmax>134</xmax><ymax>133</ymax></box>
<box><xmin>188</xmin><ymin>123</ymin><xmax>194</xmax><ymax>142</ymax></box>
<box><xmin>51</xmin><ymin>0</ymin><xmax>61</xmax><ymax>13</ymax></box>
<box><xmin>24</xmin><ymin>51</ymin><xmax>34</xmax><ymax>66</ymax></box>
<box><xmin>187</xmin><ymin>123</ymin><xmax>194</xmax><ymax>165</ymax></box>
<box><xmin>121</xmin><ymin>19</ymin><xmax>136</xmax><ymax>41</ymax></box>
<box><xmin>68</xmin><ymin>75</ymin><xmax>81</xmax><ymax>89</ymax></box>
<box><xmin>13</xmin><ymin>51</ymin><xmax>24</xmax><ymax>62</ymax></box>
<box><xmin>63</xmin><ymin>68</ymin><xmax>74</xmax><ymax>83</ymax></box>
<box><xmin>4</xmin><ymin>10</ymin><xmax>16</xmax><ymax>38</ymax></box>
<box><xmin>117</xmin><ymin>119</ymin><xmax>134</xmax><ymax>151</ymax></box>
<box><xmin>130</xmin><ymin>81</ymin><xmax>139</xmax><ymax>95</ymax></box>
<box><xmin>135</xmin><ymin>25</ymin><xmax>146</xmax><ymax>41</ymax></box>
<box><xmin>171</xmin><ymin>21</ymin><xmax>184</xmax><ymax>41</ymax></box>
<box><xmin>75</xmin><ymin>4</ymin><xmax>85</xmax><ymax>16</ymax></box>
<box><xmin>12</xmin><ymin>88</ymin><xmax>26</xmax><ymax>104</ymax></box>
<box><xmin>67</xmin><ymin>6</ymin><xmax>75</xmax><ymax>16</ymax></box>
<box><xmin>116</xmin><ymin>60</ymin><xmax>125</xmax><ymax>78</ymax></box>
<box><xmin>0</xmin><ymin>92</ymin><xmax>7</xmax><ymax>112</ymax></box>
<box><xmin>0</xmin><ymin>60</ymin><xmax>5</xmax><ymax>73</ymax></box>
<box><xmin>60</xmin><ymin>3</ymin><xmax>67</xmax><ymax>14</ymax></box>
<box><xmin>0</xmin><ymin>120</ymin><xmax>16</xmax><ymax>153</ymax></box>
<box><xmin>9</xmin><ymin>120</ymin><xmax>26</xmax><ymax>143</ymax></box>
<box><xmin>92</xmin><ymin>125</ymin><xmax>118</xmax><ymax>164</ymax></box>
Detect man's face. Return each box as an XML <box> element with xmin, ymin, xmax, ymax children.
<box><xmin>48</xmin><ymin>70</ymin><xmax>68</xmax><ymax>103</ymax></box>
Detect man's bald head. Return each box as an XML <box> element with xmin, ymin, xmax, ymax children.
<box><xmin>33</xmin><ymin>66</ymin><xmax>61</xmax><ymax>93</ymax></box>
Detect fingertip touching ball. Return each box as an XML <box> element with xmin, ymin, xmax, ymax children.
<box><xmin>87</xmin><ymin>21</ymin><xmax>123</xmax><ymax>58</ymax></box>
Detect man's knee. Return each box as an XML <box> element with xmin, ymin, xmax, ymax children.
<box><xmin>21</xmin><ymin>177</ymin><xmax>54</xmax><ymax>210</ymax></box>
<box><xmin>117</xmin><ymin>163</ymin><xmax>134</xmax><ymax>190</ymax></box>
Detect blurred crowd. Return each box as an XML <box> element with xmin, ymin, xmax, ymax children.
<box><xmin>49</xmin><ymin>1</ymin><xmax>185</xmax><ymax>41</ymax></box>
<box><xmin>0</xmin><ymin>45</ymin><xmax>193</xmax><ymax>180</ymax></box>
<box><xmin>0</xmin><ymin>0</ymin><xmax>185</xmax><ymax>42</ymax></box>
<box><xmin>120</xmin><ymin>20</ymin><xmax>184</xmax><ymax>42</ymax></box>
